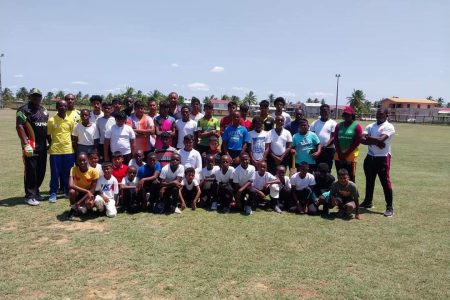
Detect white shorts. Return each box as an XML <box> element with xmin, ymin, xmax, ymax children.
<box><xmin>94</xmin><ymin>195</ymin><xmax>117</xmax><ymax>218</ymax></box>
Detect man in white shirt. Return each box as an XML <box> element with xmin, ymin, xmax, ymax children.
<box><xmin>216</xmin><ymin>155</ymin><xmax>235</xmax><ymax>212</ymax></box>
<box><xmin>310</xmin><ymin>104</ymin><xmax>337</xmax><ymax>172</ymax></box>
<box><xmin>89</xmin><ymin>95</ymin><xmax>104</xmax><ymax>123</ymax></box>
<box><xmin>360</xmin><ymin>108</ymin><xmax>395</xmax><ymax>217</ymax></box>
<box><xmin>175</xmin><ymin>106</ymin><xmax>198</xmax><ymax>149</ymax></box>
<box><xmin>268</xmin><ymin>115</ymin><xmax>293</xmax><ymax>174</ymax></box>
<box><xmin>104</xmin><ymin>111</ymin><xmax>136</xmax><ymax>164</ymax></box>
<box><xmin>271</xmin><ymin>97</ymin><xmax>292</xmax><ymax>128</ymax></box>
<box><xmin>291</xmin><ymin>162</ymin><xmax>316</xmax><ymax>213</ymax></box>
<box><xmin>190</xmin><ymin>97</ymin><xmax>204</xmax><ymax>122</ymax></box>
<box><xmin>158</xmin><ymin>154</ymin><xmax>185</xmax><ymax>213</ymax></box>
<box><xmin>232</xmin><ymin>153</ymin><xmax>256</xmax><ymax>215</ymax></box>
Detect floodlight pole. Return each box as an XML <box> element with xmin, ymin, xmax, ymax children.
<box><xmin>335</xmin><ymin>74</ymin><xmax>341</xmax><ymax>119</ymax></box>
<box><xmin>0</xmin><ymin>54</ymin><xmax>4</xmax><ymax>108</ymax></box>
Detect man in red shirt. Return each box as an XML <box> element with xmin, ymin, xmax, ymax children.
<box><xmin>240</xmin><ymin>103</ymin><xmax>252</xmax><ymax>131</ymax></box>
<box><xmin>220</xmin><ymin>101</ymin><xmax>245</xmax><ymax>135</ymax></box>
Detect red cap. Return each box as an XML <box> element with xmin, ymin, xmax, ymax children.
<box><xmin>343</xmin><ymin>106</ymin><xmax>355</xmax><ymax>115</ymax></box>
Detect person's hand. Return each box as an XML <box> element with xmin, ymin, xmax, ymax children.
<box><xmin>137</xmin><ymin>179</ymin><xmax>144</xmax><ymax>190</ymax></box>
<box><xmin>311</xmin><ymin>151</ymin><xmax>320</xmax><ymax>159</ymax></box>
<box><xmin>377</xmin><ymin>141</ymin><xmax>386</xmax><ymax>149</ymax></box>
<box><xmin>103</xmin><ymin>195</ymin><xmax>109</xmax><ymax>203</ymax></box>
<box><xmin>258</xmin><ymin>191</ymin><xmax>265</xmax><ymax>198</ymax></box>
<box><xmin>24</xmin><ymin>144</ymin><xmax>33</xmax><ymax>157</ymax></box>
<box><xmin>290</xmin><ymin>149</ymin><xmax>296</xmax><ymax>155</ymax></box>
<box><xmin>355</xmin><ymin>214</ymin><xmax>362</xmax><ymax>220</ymax></box>
<box><xmin>180</xmin><ymin>201</ymin><xmax>186</xmax><ymax>210</ymax></box>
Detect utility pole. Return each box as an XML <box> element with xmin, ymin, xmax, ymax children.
<box><xmin>0</xmin><ymin>54</ymin><xmax>4</xmax><ymax>108</ymax></box>
<box><xmin>335</xmin><ymin>74</ymin><xmax>341</xmax><ymax>119</ymax></box>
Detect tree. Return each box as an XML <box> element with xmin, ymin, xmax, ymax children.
<box><xmin>346</xmin><ymin>89</ymin><xmax>367</xmax><ymax>115</ymax></box>
<box><xmin>437</xmin><ymin>97</ymin><xmax>444</xmax><ymax>108</ymax></box>
<box><xmin>426</xmin><ymin>96</ymin><xmax>434</xmax><ymax>100</ymax></box>
<box><xmin>242</xmin><ymin>91</ymin><xmax>257</xmax><ymax>106</ymax></box>
<box><xmin>268</xmin><ymin>93</ymin><xmax>275</xmax><ymax>106</ymax></box>
<box><xmin>81</xmin><ymin>94</ymin><xmax>90</xmax><ymax>105</ymax></box>
<box><xmin>306</xmin><ymin>98</ymin><xmax>313</xmax><ymax>103</ymax></box>
<box><xmin>76</xmin><ymin>91</ymin><xmax>83</xmax><ymax>102</ymax></box>
<box><xmin>373</xmin><ymin>100</ymin><xmax>381</xmax><ymax>108</ymax></box>
<box><xmin>2</xmin><ymin>88</ymin><xmax>14</xmax><ymax>103</ymax></box>
<box><xmin>221</xmin><ymin>94</ymin><xmax>230</xmax><ymax>101</ymax></box>
<box><xmin>178</xmin><ymin>95</ymin><xmax>185</xmax><ymax>105</ymax></box>
<box><xmin>148</xmin><ymin>90</ymin><xmax>166</xmax><ymax>103</ymax></box>
<box><xmin>16</xmin><ymin>87</ymin><xmax>29</xmax><ymax>101</ymax></box>
<box><xmin>105</xmin><ymin>93</ymin><xmax>114</xmax><ymax>102</ymax></box>
<box><xmin>55</xmin><ymin>90</ymin><xmax>65</xmax><ymax>100</ymax></box>
<box><xmin>447</xmin><ymin>102</ymin><xmax>450</xmax><ymax>108</ymax></box>
<box><xmin>320</xmin><ymin>98</ymin><xmax>326</xmax><ymax>105</ymax></box>
<box><xmin>203</xmin><ymin>95</ymin><xmax>215</xmax><ymax>104</ymax></box>
<box><xmin>313</xmin><ymin>98</ymin><xmax>319</xmax><ymax>103</ymax></box>
<box><xmin>43</xmin><ymin>92</ymin><xmax>54</xmax><ymax>105</ymax></box>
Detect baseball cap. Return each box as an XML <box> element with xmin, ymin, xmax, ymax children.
<box><xmin>29</xmin><ymin>88</ymin><xmax>42</xmax><ymax>96</ymax></box>
<box><xmin>343</xmin><ymin>106</ymin><xmax>355</xmax><ymax>115</ymax></box>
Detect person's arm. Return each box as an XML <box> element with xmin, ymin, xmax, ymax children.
<box><xmin>312</xmin><ymin>144</ymin><xmax>322</xmax><ymax>159</ymax></box>
<box><xmin>173</xmin><ymin>123</ymin><xmax>179</xmax><ymax>148</ymax></box>
<box><xmin>178</xmin><ymin>186</ymin><xmax>186</xmax><ymax>210</ymax></box>
<box><xmin>72</xmin><ymin>135</ymin><xmax>79</xmax><ymax>154</ymax></box>
<box><xmin>281</xmin><ymin>142</ymin><xmax>292</xmax><ymax>160</ymax></box>
<box><xmin>194</xmin><ymin>185</ymin><xmax>201</xmax><ymax>203</ymax></box>
<box><xmin>69</xmin><ymin>176</ymin><xmax>91</xmax><ymax>195</ymax></box>
<box><xmin>130</xmin><ymin>139</ymin><xmax>136</xmax><ymax>157</ymax></box>
<box><xmin>262</xmin><ymin>142</ymin><xmax>270</xmax><ymax>161</ymax></box>
<box><xmin>46</xmin><ymin>135</ymin><xmax>52</xmax><ymax>151</ymax></box>
<box><xmin>104</xmin><ymin>138</ymin><xmax>111</xmax><ymax>162</ymax></box>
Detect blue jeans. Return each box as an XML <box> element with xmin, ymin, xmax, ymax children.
<box><xmin>49</xmin><ymin>154</ymin><xmax>75</xmax><ymax>194</ymax></box>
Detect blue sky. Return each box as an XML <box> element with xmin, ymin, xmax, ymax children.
<box><xmin>1</xmin><ymin>0</ymin><xmax>449</xmax><ymax>104</ymax></box>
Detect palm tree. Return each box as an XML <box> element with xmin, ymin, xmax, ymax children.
<box><xmin>221</xmin><ymin>94</ymin><xmax>230</xmax><ymax>101</ymax></box>
<box><xmin>437</xmin><ymin>97</ymin><xmax>444</xmax><ymax>108</ymax></box>
<box><xmin>123</xmin><ymin>87</ymin><xmax>135</xmax><ymax>98</ymax></box>
<box><xmin>347</xmin><ymin>89</ymin><xmax>367</xmax><ymax>114</ymax></box>
<box><xmin>320</xmin><ymin>98</ymin><xmax>326</xmax><ymax>105</ymax></box>
<box><xmin>243</xmin><ymin>91</ymin><xmax>257</xmax><ymax>106</ymax></box>
<box><xmin>43</xmin><ymin>92</ymin><xmax>54</xmax><ymax>105</ymax></box>
<box><xmin>231</xmin><ymin>95</ymin><xmax>241</xmax><ymax>106</ymax></box>
<box><xmin>76</xmin><ymin>91</ymin><xmax>83</xmax><ymax>102</ymax></box>
<box><xmin>2</xmin><ymin>88</ymin><xmax>14</xmax><ymax>103</ymax></box>
<box><xmin>203</xmin><ymin>95</ymin><xmax>215</xmax><ymax>104</ymax></box>
<box><xmin>55</xmin><ymin>91</ymin><xmax>65</xmax><ymax>100</ymax></box>
<box><xmin>148</xmin><ymin>90</ymin><xmax>166</xmax><ymax>103</ymax></box>
<box><xmin>16</xmin><ymin>87</ymin><xmax>29</xmax><ymax>101</ymax></box>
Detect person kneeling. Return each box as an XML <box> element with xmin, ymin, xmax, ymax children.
<box><xmin>158</xmin><ymin>154</ymin><xmax>184</xmax><ymax>214</ymax></box>
<box><xmin>329</xmin><ymin>168</ymin><xmax>361</xmax><ymax>220</ymax></box>
<box><xmin>232</xmin><ymin>153</ymin><xmax>256</xmax><ymax>215</ymax></box>
<box><xmin>179</xmin><ymin>167</ymin><xmax>201</xmax><ymax>210</ymax></box>
<box><xmin>94</xmin><ymin>162</ymin><xmax>118</xmax><ymax>218</ymax></box>
<box><xmin>290</xmin><ymin>162</ymin><xmax>316</xmax><ymax>214</ymax></box>
<box><xmin>120</xmin><ymin>165</ymin><xmax>138</xmax><ymax>213</ymax></box>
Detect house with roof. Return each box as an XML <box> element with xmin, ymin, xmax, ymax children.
<box><xmin>210</xmin><ymin>99</ymin><xmax>230</xmax><ymax>116</ymax></box>
<box><xmin>380</xmin><ymin>97</ymin><xmax>438</xmax><ymax>122</ymax></box>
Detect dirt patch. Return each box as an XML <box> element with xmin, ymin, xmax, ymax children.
<box><xmin>84</xmin><ymin>287</ymin><xmax>118</xmax><ymax>300</ymax></box>
<box><xmin>279</xmin><ymin>286</ymin><xmax>322</xmax><ymax>299</ymax></box>
<box><xmin>1</xmin><ymin>221</ymin><xmax>18</xmax><ymax>231</ymax></box>
<box><xmin>33</xmin><ymin>234</ymin><xmax>70</xmax><ymax>247</ymax></box>
<box><xmin>22</xmin><ymin>290</ymin><xmax>47</xmax><ymax>299</ymax></box>
<box><xmin>47</xmin><ymin>221</ymin><xmax>106</xmax><ymax>232</ymax></box>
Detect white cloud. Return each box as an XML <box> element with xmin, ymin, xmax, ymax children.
<box><xmin>232</xmin><ymin>86</ymin><xmax>251</xmax><ymax>92</ymax></box>
<box><xmin>71</xmin><ymin>81</ymin><xmax>88</xmax><ymax>85</ymax></box>
<box><xmin>188</xmin><ymin>82</ymin><xmax>210</xmax><ymax>91</ymax></box>
<box><xmin>278</xmin><ymin>91</ymin><xmax>296</xmax><ymax>98</ymax></box>
<box><xmin>210</xmin><ymin>66</ymin><xmax>224</xmax><ymax>73</ymax></box>
<box><xmin>14</xmin><ymin>74</ymin><xmax>24</xmax><ymax>78</ymax></box>
<box><xmin>308</xmin><ymin>91</ymin><xmax>334</xmax><ymax>97</ymax></box>
<box><xmin>171</xmin><ymin>63</ymin><xmax>179</xmax><ymax>68</ymax></box>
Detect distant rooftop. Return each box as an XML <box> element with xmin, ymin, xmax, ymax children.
<box><xmin>382</xmin><ymin>98</ymin><xmax>437</xmax><ymax>104</ymax></box>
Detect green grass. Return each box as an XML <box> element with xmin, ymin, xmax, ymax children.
<box><xmin>0</xmin><ymin>109</ymin><xmax>449</xmax><ymax>299</ymax></box>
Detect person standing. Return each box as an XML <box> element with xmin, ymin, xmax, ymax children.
<box><xmin>128</xmin><ymin>100</ymin><xmax>155</xmax><ymax>156</ymax></box>
<box><xmin>122</xmin><ymin>96</ymin><xmax>134</xmax><ymax>117</ymax></box>
<box><xmin>310</xmin><ymin>104</ymin><xmax>337</xmax><ymax>172</ymax></box>
<box><xmin>271</xmin><ymin>97</ymin><xmax>292</xmax><ymax>128</ymax></box>
<box><xmin>16</xmin><ymin>88</ymin><xmax>49</xmax><ymax>206</ymax></box>
<box><xmin>333</xmin><ymin>106</ymin><xmax>362</xmax><ymax>182</ymax></box>
<box><xmin>287</xmin><ymin>108</ymin><xmax>305</xmax><ymax>136</ymax></box>
<box><xmin>89</xmin><ymin>95</ymin><xmax>104</xmax><ymax>123</ymax></box>
<box><xmin>47</xmin><ymin>100</ymin><xmax>75</xmax><ymax>202</ymax></box>
<box><xmin>190</xmin><ymin>97</ymin><xmax>204</xmax><ymax>122</ymax></box>
<box><xmin>168</xmin><ymin>92</ymin><xmax>182</xmax><ymax>120</ymax></box>
<box><xmin>65</xmin><ymin>93</ymin><xmax>80</xmax><ymax>124</ymax></box>
<box><xmin>360</xmin><ymin>108</ymin><xmax>395</xmax><ymax>217</ymax></box>
<box><xmin>259</xmin><ymin>100</ymin><xmax>275</xmax><ymax>131</ymax></box>
<box><xmin>268</xmin><ymin>116</ymin><xmax>292</xmax><ymax>174</ymax></box>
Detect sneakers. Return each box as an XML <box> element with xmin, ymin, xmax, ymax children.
<box><xmin>48</xmin><ymin>193</ymin><xmax>57</xmax><ymax>203</ymax></box>
<box><xmin>211</xmin><ymin>201</ymin><xmax>218</xmax><ymax>211</ymax></box>
<box><xmin>274</xmin><ymin>205</ymin><xmax>282</xmax><ymax>214</ymax></box>
<box><xmin>384</xmin><ymin>207</ymin><xmax>394</xmax><ymax>217</ymax></box>
<box><xmin>359</xmin><ymin>201</ymin><xmax>374</xmax><ymax>209</ymax></box>
<box><xmin>35</xmin><ymin>194</ymin><xmax>44</xmax><ymax>201</ymax></box>
<box><xmin>174</xmin><ymin>207</ymin><xmax>182</xmax><ymax>214</ymax></box>
<box><xmin>222</xmin><ymin>206</ymin><xmax>230</xmax><ymax>213</ymax></box>
<box><xmin>25</xmin><ymin>198</ymin><xmax>39</xmax><ymax>206</ymax></box>
<box><xmin>244</xmin><ymin>206</ymin><xmax>253</xmax><ymax>216</ymax></box>
<box><xmin>67</xmin><ymin>209</ymin><xmax>78</xmax><ymax>221</ymax></box>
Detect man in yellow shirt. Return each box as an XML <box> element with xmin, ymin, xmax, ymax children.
<box><xmin>65</xmin><ymin>93</ymin><xmax>80</xmax><ymax>124</ymax></box>
<box><xmin>47</xmin><ymin>100</ymin><xmax>75</xmax><ymax>203</ymax></box>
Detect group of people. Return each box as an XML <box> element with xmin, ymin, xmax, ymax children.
<box><xmin>16</xmin><ymin>88</ymin><xmax>395</xmax><ymax>220</ymax></box>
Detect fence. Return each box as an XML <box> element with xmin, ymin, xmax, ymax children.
<box><xmin>360</xmin><ymin>113</ymin><xmax>450</xmax><ymax>125</ymax></box>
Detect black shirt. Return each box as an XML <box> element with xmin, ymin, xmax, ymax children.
<box><xmin>262</xmin><ymin>115</ymin><xmax>275</xmax><ymax>131</ymax></box>
<box><xmin>16</xmin><ymin>103</ymin><xmax>49</xmax><ymax>151</ymax></box>
<box><xmin>313</xmin><ymin>173</ymin><xmax>335</xmax><ymax>196</ymax></box>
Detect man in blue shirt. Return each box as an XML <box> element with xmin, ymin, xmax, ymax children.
<box><xmin>137</xmin><ymin>152</ymin><xmax>161</xmax><ymax>211</ymax></box>
<box><xmin>222</xmin><ymin>111</ymin><xmax>250</xmax><ymax>166</ymax></box>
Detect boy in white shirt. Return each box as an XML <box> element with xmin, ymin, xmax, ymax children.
<box><xmin>249</xmin><ymin>161</ymin><xmax>276</xmax><ymax>212</ymax></box>
<box><xmin>104</xmin><ymin>111</ymin><xmax>136</xmax><ymax>164</ymax></box>
<box><xmin>128</xmin><ymin>150</ymin><xmax>146</xmax><ymax>169</ymax></box>
<box><xmin>72</xmin><ymin>109</ymin><xmax>99</xmax><ymax>156</ymax></box>
<box><xmin>215</xmin><ymin>155</ymin><xmax>235</xmax><ymax>213</ymax></box>
<box><xmin>290</xmin><ymin>162</ymin><xmax>316</xmax><ymax>214</ymax></box>
<box><xmin>158</xmin><ymin>154</ymin><xmax>185</xmax><ymax>214</ymax></box>
<box><xmin>268</xmin><ymin>165</ymin><xmax>291</xmax><ymax>214</ymax></box>
<box><xmin>94</xmin><ymin>162</ymin><xmax>118</xmax><ymax>218</ymax></box>
<box><xmin>178</xmin><ymin>134</ymin><xmax>202</xmax><ymax>179</ymax></box>
<box><xmin>96</xmin><ymin>102</ymin><xmax>115</xmax><ymax>162</ymax></box>
<box><xmin>232</xmin><ymin>153</ymin><xmax>256</xmax><ymax>215</ymax></box>
<box><xmin>179</xmin><ymin>167</ymin><xmax>201</xmax><ymax>211</ymax></box>
<box><xmin>268</xmin><ymin>115</ymin><xmax>292</xmax><ymax>174</ymax></box>
<box><xmin>175</xmin><ymin>106</ymin><xmax>198</xmax><ymax>149</ymax></box>
<box><xmin>88</xmin><ymin>150</ymin><xmax>103</xmax><ymax>176</ymax></box>
<box><xmin>200</xmin><ymin>154</ymin><xmax>220</xmax><ymax>210</ymax></box>
<box><xmin>248</xmin><ymin>116</ymin><xmax>270</xmax><ymax>166</ymax></box>
<box><xmin>120</xmin><ymin>165</ymin><xmax>139</xmax><ymax>213</ymax></box>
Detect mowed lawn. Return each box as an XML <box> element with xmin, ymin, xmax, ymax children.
<box><xmin>0</xmin><ymin>108</ymin><xmax>449</xmax><ymax>300</ymax></box>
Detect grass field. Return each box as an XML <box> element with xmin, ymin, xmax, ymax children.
<box><xmin>0</xmin><ymin>108</ymin><xmax>449</xmax><ymax>299</ymax></box>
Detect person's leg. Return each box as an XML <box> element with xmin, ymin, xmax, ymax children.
<box><xmin>267</xmin><ymin>155</ymin><xmax>277</xmax><ymax>175</ymax></box>
<box><xmin>97</xmin><ymin>144</ymin><xmax>104</xmax><ymax>163</ymax></box>
<box><xmin>377</xmin><ymin>155</ymin><xmax>393</xmax><ymax>210</ymax></box>
<box><xmin>61</xmin><ymin>154</ymin><xmax>75</xmax><ymax>195</ymax></box>
<box><xmin>49</xmin><ymin>155</ymin><xmax>60</xmax><ymax>196</ymax></box>
<box><xmin>362</xmin><ymin>155</ymin><xmax>377</xmax><ymax>207</ymax></box>
<box><xmin>298</xmin><ymin>188</ymin><xmax>312</xmax><ymax>213</ymax></box>
<box><xmin>36</xmin><ymin>150</ymin><xmax>47</xmax><ymax>196</ymax></box>
<box><xmin>24</xmin><ymin>155</ymin><xmax>38</xmax><ymax>200</ymax></box>
<box><xmin>105</xmin><ymin>198</ymin><xmax>117</xmax><ymax>217</ymax></box>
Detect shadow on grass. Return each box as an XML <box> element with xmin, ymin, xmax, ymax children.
<box><xmin>0</xmin><ymin>197</ymin><xmax>27</xmax><ymax>207</ymax></box>
<box><xmin>359</xmin><ymin>208</ymin><xmax>384</xmax><ymax>215</ymax></box>
<box><xmin>56</xmin><ymin>210</ymin><xmax>102</xmax><ymax>222</ymax></box>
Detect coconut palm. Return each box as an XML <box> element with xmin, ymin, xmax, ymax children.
<box><xmin>243</xmin><ymin>91</ymin><xmax>257</xmax><ymax>105</ymax></box>
<box><xmin>347</xmin><ymin>89</ymin><xmax>367</xmax><ymax>114</ymax></box>
<box><xmin>437</xmin><ymin>97</ymin><xmax>444</xmax><ymax>108</ymax></box>
<box><xmin>16</xmin><ymin>87</ymin><xmax>29</xmax><ymax>101</ymax></box>
<box><xmin>2</xmin><ymin>88</ymin><xmax>14</xmax><ymax>103</ymax></box>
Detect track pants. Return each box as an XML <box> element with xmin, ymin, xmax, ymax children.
<box><xmin>49</xmin><ymin>154</ymin><xmax>75</xmax><ymax>195</ymax></box>
<box><xmin>23</xmin><ymin>150</ymin><xmax>47</xmax><ymax>199</ymax></box>
<box><xmin>363</xmin><ymin>154</ymin><xmax>393</xmax><ymax>208</ymax></box>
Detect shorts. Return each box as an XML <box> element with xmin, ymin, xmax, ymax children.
<box><xmin>94</xmin><ymin>195</ymin><xmax>117</xmax><ymax>217</ymax></box>
<box><xmin>332</xmin><ymin>197</ymin><xmax>355</xmax><ymax>209</ymax></box>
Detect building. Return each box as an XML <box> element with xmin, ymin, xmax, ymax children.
<box><xmin>210</xmin><ymin>99</ymin><xmax>230</xmax><ymax>116</ymax></box>
<box><xmin>380</xmin><ymin>97</ymin><xmax>438</xmax><ymax>122</ymax></box>
<box><xmin>300</xmin><ymin>102</ymin><xmax>322</xmax><ymax>117</ymax></box>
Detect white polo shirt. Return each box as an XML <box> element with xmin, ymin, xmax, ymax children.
<box><xmin>290</xmin><ymin>172</ymin><xmax>315</xmax><ymax>190</ymax></box>
<box><xmin>232</xmin><ymin>164</ymin><xmax>256</xmax><ymax>187</ymax></box>
<box><xmin>215</xmin><ymin>166</ymin><xmax>235</xmax><ymax>184</ymax></box>
<box><xmin>364</xmin><ymin>121</ymin><xmax>395</xmax><ymax>156</ymax></box>
<box><xmin>310</xmin><ymin>118</ymin><xmax>337</xmax><ymax>148</ymax></box>
<box><xmin>159</xmin><ymin>164</ymin><xmax>185</xmax><ymax>182</ymax></box>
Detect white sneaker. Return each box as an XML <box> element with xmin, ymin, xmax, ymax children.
<box><xmin>174</xmin><ymin>207</ymin><xmax>182</xmax><ymax>214</ymax></box>
<box><xmin>211</xmin><ymin>202</ymin><xmax>218</xmax><ymax>211</ymax></box>
<box><xmin>244</xmin><ymin>206</ymin><xmax>253</xmax><ymax>215</ymax></box>
<box><xmin>79</xmin><ymin>206</ymin><xmax>87</xmax><ymax>214</ymax></box>
<box><xmin>25</xmin><ymin>198</ymin><xmax>39</xmax><ymax>206</ymax></box>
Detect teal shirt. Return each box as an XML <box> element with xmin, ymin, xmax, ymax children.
<box><xmin>292</xmin><ymin>131</ymin><xmax>320</xmax><ymax>165</ymax></box>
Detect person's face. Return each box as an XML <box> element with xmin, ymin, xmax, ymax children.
<box><xmin>115</xmin><ymin>119</ymin><xmax>126</xmax><ymax>127</ymax></box>
<box><xmin>102</xmin><ymin>105</ymin><xmax>112</xmax><ymax>117</ymax></box>
<box><xmin>81</xmin><ymin>111</ymin><xmax>90</xmax><ymax>123</ymax></box>
<box><xmin>113</xmin><ymin>101</ymin><xmax>121</xmax><ymax>112</ymax></box>
<box><xmin>29</xmin><ymin>94</ymin><xmax>42</xmax><ymax>106</ymax></box>
<box><xmin>275</xmin><ymin>116</ymin><xmax>284</xmax><ymax>129</ymax></box>
<box><xmin>295</xmin><ymin>110</ymin><xmax>304</xmax><ymax>121</ymax></box>
<box><xmin>148</xmin><ymin>101</ymin><xmax>157</xmax><ymax>112</ymax></box>
<box><xmin>92</xmin><ymin>100</ymin><xmax>101</xmax><ymax>112</ymax></box>
<box><xmin>277</xmin><ymin>166</ymin><xmax>286</xmax><ymax>177</ymax></box>
<box><xmin>228</xmin><ymin>105</ymin><xmax>237</xmax><ymax>115</ymax></box>
<box><xmin>77</xmin><ymin>155</ymin><xmax>89</xmax><ymax>171</ymax></box>
<box><xmin>162</xmin><ymin>136</ymin><xmax>170</xmax><ymax>147</ymax></box>
<box><xmin>168</xmin><ymin>93</ymin><xmax>178</xmax><ymax>106</ymax></box>
<box><xmin>318</xmin><ymin>170</ymin><xmax>327</xmax><ymax>179</ymax></box>
<box><xmin>127</xmin><ymin>168</ymin><xmax>137</xmax><ymax>180</ymax></box>
<box><xmin>57</xmin><ymin>101</ymin><xmax>68</xmax><ymax>115</ymax></box>
<box><xmin>258</xmin><ymin>162</ymin><xmax>267</xmax><ymax>174</ymax></box>
<box><xmin>204</xmin><ymin>107</ymin><xmax>213</xmax><ymax>117</ymax></box>
<box><xmin>65</xmin><ymin>95</ymin><xmax>75</xmax><ymax>109</ymax></box>
<box><xmin>125</xmin><ymin>98</ymin><xmax>133</xmax><ymax>108</ymax></box>
<box><xmin>260</xmin><ymin>104</ymin><xmax>269</xmax><ymax>115</ymax></box>
<box><xmin>299</xmin><ymin>122</ymin><xmax>309</xmax><ymax>134</ymax></box>
<box><xmin>113</xmin><ymin>156</ymin><xmax>123</xmax><ymax>167</ymax></box>
<box><xmin>146</xmin><ymin>155</ymin><xmax>157</xmax><ymax>167</ymax></box>
<box><xmin>206</xmin><ymin>156</ymin><xmax>215</xmax><ymax>169</ymax></box>
<box><xmin>102</xmin><ymin>166</ymin><xmax>112</xmax><ymax>177</ymax></box>
<box><xmin>320</xmin><ymin>107</ymin><xmax>330</xmax><ymax>120</ymax></box>
<box><xmin>338</xmin><ymin>174</ymin><xmax>350</xmax><ymax>185</ymax></box>
<box><xmin>209</xmin><ymin>141</ymin><xmax>219</xmax><ymax>151</ymax></box>
<box><xmin>170</xmin><ymin>155</ymin><xmax>180</xmax><ymax>168</ymax></box>
<box><xmin>186</xmin><ymin>172</ymin><xmax>195</xmax><ymax>182</ymax></box>
<box><xmin>240</xmin><ymin>155</ymin><xmax>250</xmax><ymax>168</ymax></box>
<box><xmin>342</xmin><ymin>113</ymin><xmax>352</xmax><ymax>122</ymax></box>
<box><xmin>253</xmin><ymin>120</ymin><xmax>263</xmax><ymax>132</ymax></box>
<box><xmin>181</xmin><ymin>108</ymin><xmax>190</xmax><ymax>121</ymax></box>
<box><xmin>232</xmin><ymin>112</ymin><xmax>241</xmax><ymax>126</ymax></box>
<box><xmin>135</xmin><ymin>106</ymin><xmax>144</xmax><ymax>117</ymax></box>
<box><xmin>184</xmin><ymin>139</ymin><xmax>194</xmax><ymax>151</ymax></box>
<box><xmin>135</xmin><ymin>151</ymin><xmax>144</xmax><ymax>163</ymax></box>
<box><xmin>376</xmin><ymin>109</ymin><xmax>387</xmax><ymax>124</ymax></box>
<box><xmin>299</xmin><ymin>165</ymin><xmax>309</xmax><ymax>178</ymax></box>
<box><xmin>275</xmin><ymin>101</ymin><xmax>284</xmax><ymax>111</ymax></box>
<box><xmin>221</xmin><ymin>156</ymin><xmax>230</xmax><ymax>169</ymax></box>
<box><xmin>191</xmin><ymin>101</ymin><xmax>200</xmax><ymax>112</ymax></box>
<box><xmin>89</xmin><ymin>154</ymin><xmax>99</xmax><ymax>166</ymax></box>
